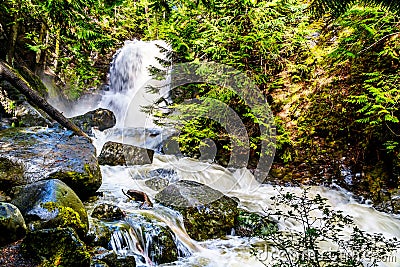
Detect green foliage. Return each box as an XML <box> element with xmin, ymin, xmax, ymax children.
<box><xmin>309</xmin><ymin>0</ymin><xmax>400</xmax><ymax>18</ymax></box>
<box><xmin>0</xmin><ymin>0</ymin><xmax>150</xmax><ymax>97</ymax></box>
<box><xmin>328</xmin><ymin>7</ymin><xmax>400</xmax><ymax>153</ymax></box>
<box><xmin>252</xmin><ymin>188</ymin><xmax>399</xmax><ymax>266</ymax></box>
<box><xmin>150</xmin><ymin>0</ymin><xmax>311</xmax><ymax>163</ymax></box>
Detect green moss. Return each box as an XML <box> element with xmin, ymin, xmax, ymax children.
<box><xmin>23</xmin><ymin>227</ymin><xmax>90</xmax><ymax>267</ymax></box>
<box><xmin>0</xmin><ymin>127</ymin><xmax>37</xmax><ymax>146</ymax></box>
<box><xmin>49</xmin><ymin>163</ymin><xmax>101</xmax><ymax>199</ymax></box>
<box><xmin>40</xmin><ymin>202</ymin><xmax>88</xmax><ymax>236</ymax></box>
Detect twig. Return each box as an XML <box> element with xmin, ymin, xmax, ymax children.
<box><xmin>358</xmin><ymin>32</ymin><xmax>400</xmax><ymax>55</ymax></box>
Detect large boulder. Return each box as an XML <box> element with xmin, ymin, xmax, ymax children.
<box><xmin>71</xmin><ymin>108</ymin><xmax>116</xmax><ymax>135</ymax></box>
<box><xmin>98</xmin><ymin>141</ymin><xmax>154</xmax><ymax>166</ymax></box>
<box><xmin>11</xmin><ymin>179</ymin><xmax>89</xmax><ymax>237</ymax></box>
<box><xmin>0</xmin><ymin>202</ymin><xmax>27</xmax><ymax>246</ymax></box>
<box><xmin>155</xmin><ymin>180</ymin><xmax>239</xmax><ymax>241</ymax></box>
<box><xmin>23</xmin><ymin>227</ymin><xmax>90</xmax><ymax>267</ymax></box>
<box><xmin>0</xmin><ymin>127</ymin><xmax>101</xmax><ymax>198</ymax></box>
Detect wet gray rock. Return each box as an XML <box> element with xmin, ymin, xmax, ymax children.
<box><xmin>98</xmin><ymin>141</ymin><xmax>154</xmax><ymax>166</ymax></box>
<box><xmin>0</xmin><ymin>127</ymin><xmax>101</xmax><ymax>198</ymax></box>
<box><xmin>155</xmin><ymin>180</ymin><xmax>239</xmax><ymax>241</ymax></box>
<box><xmin>71</xmin><ymin>108</ymin><xmax>116</xmax><ymax>135</ymax></box>
<box><xmin>23</xmin><ymin>227</ymin><xmax>90</xmax><ymax>267</ymax></box>
<box><xmin>142</xmin><ymin>169</ymin><xmax>178</xmax><ymax>191</ymax></box>
<box><xmin>0</xmin><ymin>202</ymin><xmax>27</xmax><ymax>246</ymax></box>
<box><xmin>145</xmin><ymin>178</ymin><xmax>169</xmax><ymax>191</ymax></box>
<box><xmin>11</xmin><ymin>179</ymin><xmax>88</xmax><ymax>237</ymax></box>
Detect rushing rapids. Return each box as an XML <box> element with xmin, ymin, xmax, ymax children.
<box><xmin>52</xmin><ymin>40</ymin><xmax>399</xmax><ymax>266</ymax></box>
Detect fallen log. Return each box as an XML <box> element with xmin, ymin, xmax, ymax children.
<box><xmin>0</xmin><ymin>60</ymin><xmax>89</xmax><ymax>139</ymax></box>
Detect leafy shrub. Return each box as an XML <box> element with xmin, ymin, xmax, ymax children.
<box><xmin>252</xmin><ymin>188</ymin><xmax>399</xmax><ymax>266</ymax></box>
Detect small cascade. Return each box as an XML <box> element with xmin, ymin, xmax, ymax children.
<box><xmin>109</xmin><ymin>225</ymin><xmax>141</xmax><ymax>257</ymax></box>
<box><xmin>104</xmin><ymin>205</ymin><xmax>196</xmax><ymax>266</ymax></box>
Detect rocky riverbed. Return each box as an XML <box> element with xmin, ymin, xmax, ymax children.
<box><xmin>0</xmin><ymin>100</ymin><xmax>280</xmax><ymax>266</ymax></box>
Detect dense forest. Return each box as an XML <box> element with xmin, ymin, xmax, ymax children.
<box><xmin>0</xmin><ymin>0</ymin><xmax>399</xmax><ymax>212</ymax></box>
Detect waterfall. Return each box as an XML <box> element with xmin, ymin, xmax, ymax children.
<box><xmin>100</xmin><ymin>39</ymin><xmax>170</xmax><ymax>128</ymax></box>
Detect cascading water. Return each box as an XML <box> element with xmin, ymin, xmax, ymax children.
<box><xmin>101</xmin><ymin>39</ymin><xmax>170</xmax><ymax>128</ymax></box>
<box><xmin>53</xmin><ymin>40</ymin><xmax>399</xmax><ymax>266</ymax></box>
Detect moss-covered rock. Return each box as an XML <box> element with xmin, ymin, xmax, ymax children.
<box><xmin>0</xmin><ymin>202</ymin><xmax>27</xmax><ymax>246</ymax></box>
<box><xmin>155</xmin><ymin>180</ymin><xmax>239</xmax><ymax>241</ymax></box>
<box><xmin>0</xmin><ymin>191</ymin><xmax>11</xmax><ymax>202</ymax></box>
<box><xmin>234</xmin><ymin>209</ymin><xmax>278</xmax><ymax>237</ymax></box>
<box><xmin>139</xmin><ymin>219</ymin><xmax>178</xmax><ymax>264</ymax></box>
<box><xmin>71</xmin><ymin>108</ymin><xmax>116</xmax><ymax>135</ymax></box>
<box><xmin>11</xmin><ymin>179</ymin><xmax>88</xmax><ymax>237</ymax></box>
<box><xmin>87</xmin><ymin>219</ymin><xmax>113</xmax><ymax>248</ymax></box>
<box><xmin>14</xmin><ymin>101</ymin><xmax>52</xmax><ymax>127</ymax></box>
<box><xmin>98</xmin><ymin>141</ymin><xmax>154</xmax><ymax>166</ymax></box>
<box><xmin>0</xmin><ymin>157</ymin><xmax>25</xmax><ymax>189</ymax></box>
<box><xmin>91</xmin><ymin>203</ymin><xmax>125</xmax><ymax>221</ymax></box>
<box><xmin>0</xmin><ymin>127</ymin><xmax>101</xmax><ymax>198</ymax></box>
<box><xmin>23</xmin><ymin>227</ymin><xmax>90</xmax><ymax>267</ymax></box>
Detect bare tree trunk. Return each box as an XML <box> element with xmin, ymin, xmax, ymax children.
<box><xmin>0</xmin><ymin>60</ymin><xmax>89</xmax><ymax>139</ymax></box>
<box><xmin>7</xmin><ymin>15</ymin><xmax>19</xmax><ymax>63</ymax></box>
<box><xmin>35</xmin><ymin>24</ymin><xmax>44</xmax><ymax>64</ymax></box>
<box><xmin>54</xmin><ymin>27</ymin><xmax>61</xmax><ymax>70</ymax></box>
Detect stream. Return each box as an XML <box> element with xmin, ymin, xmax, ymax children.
<box><xmin>51</xmin><ymin>40</ymin><xmax>400</xmax><ymax>267</ymax></box>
